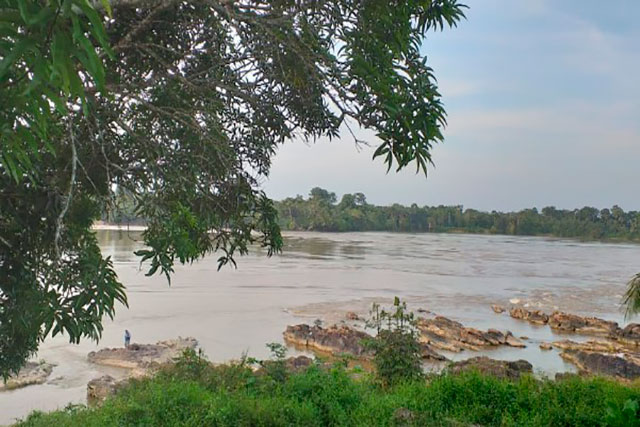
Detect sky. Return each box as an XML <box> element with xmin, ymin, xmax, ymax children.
<box><xmin>263</xmin><ymin>0</ymin><xmax>640</xmax><ymax>212</ymax></box>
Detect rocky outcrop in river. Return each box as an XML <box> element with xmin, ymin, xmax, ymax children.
<box><xmin>507</xmin><ymin>306</ymin><xmax>630</xmax><ymax>338</ymax></box>
<box><xmin>417</xmin><ymin>316</ymin><xmax>525</xmax><ymax>352</ymax></box>
<box><xmin>551</xmin><ymin>339</ymin><xmax>628</xmax><ymax>353</ymax></box>
<box><xmin>559</xmin><ymin>350</ymin><xmax>640</xmax><ymax>381</ymax></box>
<box><xmin>420</xmin><ymin>343</ymin><xmax>448</xmax><ymax>361</ymax></box>
<box><xmin>491</xmin><ymin>304</ymin><xmax>505</xmax><ymax>314</ymax></box>
<box><xmin>86</xmin><ymin>337</ymin><xmax>198</xmax><ymax>405</ymax></box>
<box><xmin>285</xmin><ymin>307</ymin><xmax>640</xmax><ymax>383</ymax></box>
<box><xmin>618</xmin><ymin>323</ymin><xmax>640</xmax><ymax>347</ymax></box>
<box><xmin>283</xmin><ymin>324</ymin><xmax>446</xmax><ymax>361</ymax></box>
<box><xmin>449</xmin><ymin>356</ymin><xmax>533</xmax><ymax>380</ymax></box>
<box><xmin>254</xmin><ymin>355</ymin><xmax>315</xmax><ymax>377</ymax></box>
<box><xmin>509</xmin><ymin>307</ymin><xmax>549</xmax><ymax>325</ymax></box>
<box><xmin>548</xmin><ymin>312</ymin><xmax>620</xmax><ymax>336</ymax></box>
<box><xmin>87</xmin><ymin>337</ymin><xmax>198</xmax><ymax>370</ymax></box>
<box><xmin>550</xmin><ymin>339</ymin><xmax>640</xmax><ymax>380</ymax></box>
<box><xmin>0</xmin><ymin>361</ymin><xmax>54</xmax><ymax>391</ymax></box>
<box><xmin>284</xmin><ymin>324</ymin><xmax>373</xmax><ymax>357</ymax></box>
<box><xmin>87</xmin><ymin>375</ymin><xmax>129</xmax><ymax>405</ymax></box>
<box><xmin>497</xmin><ymin>304</ymin><xmax>640</xmax><ymax>380</ymax></box>
<box><xmin>284</xmin><ymin>312</ymin><xmax>529</xmax><ymax>364</ymax></box>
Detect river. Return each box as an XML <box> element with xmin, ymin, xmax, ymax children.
<box><xmin>1</xmin><ymin>230</ymin><xmax>639</xmax><ymax>424</ymax></box>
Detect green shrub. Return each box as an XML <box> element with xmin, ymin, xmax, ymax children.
<box><xmin>365</xmin><ymin>297</ymin><xmax>423</xmax><ymax>386</ymax></box>
<box><xmin>605</xmin><ymin>398</ymin><xmax>640</xmax><ymax>427</ymax></box>
<box><xmin>262</xmin><ymin>342</ymin><xmax>289</xmax><ymax>384</ymax></box>
<box><xmin>15</xmin><ymin>348</ymin><xmax>640</xmax><ymax>426</ymax></box>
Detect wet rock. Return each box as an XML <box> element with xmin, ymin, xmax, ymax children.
<box><xmin>345</xmin><ymin>312</ymin><xmax>360</xmax><ymax>321</ymax></box>
<box><xmin>505</xmin><ymin>332</ymin><xmax>526</xmax><ymax>348</ymax></box>
<box><xmin>449</xmin><ymin>356</ymin><xmax>533</xmax><ymax>380</ymax></box>
<box><xmin>618</xmin><ymin>323</ymin><xmax>640</xmax><ymax>346</ymax></box>
<box><xmin>417</xmin><ymin>316</ymin><xmax>525</xmax><ymax>351</ymax></box>
<box><xmin>548</xmin><ymin>312</ymin><xmax>620</xmax><ymax>336</ymax></box>
<box><xmin>491</xmin><ymin>304</ymin><xmax>506</xmax><ymax>314</ymax></box>
<box><xmin>539</xmin><ymin>343</ymin><xmax>553</xmax><ymax>351</ymax></box>
<box><xmin>257</xmin><ymin>355</ymin><xmax>314</xmax><ymax>375</ymax></box>
<box><xmin>87</xmin><ymin>375</ymin><xmax>128</xmax><ymax>406</ymax></box>
<box><xmin>486</xmin><ymin>329</ymin><xmax>507</xmax><ymax>345</ymax></box>
<box><xmin>417</xmin><ymin>308</ymin><xmax>431</xmax><ymax>314</ymax></box>
<box><xmin>555</xmin><ymin>372</ymin><xmax>589</xmax><ymax>381</ymax></box>
<box><xmin>527</xmin><ymin>310</ymin><xmax>550</xmax><ymax>325</ymax></box>
<box><xmin>283</xmin><ymin>324</ymin><xmax>372</xmax><ymax>357</ymax></box>
<box><xmin>419</xmin><ymin>329</ymin><xmax>468</xmax><ymax>353</ymax></box>
<box><xmin>509</xmin><ymin>307</ymin><xmax>549</xmax><ymax>325</ymax></box>
<box><xmin>420</xmin><ymin>343</ymin><xmax>448</xmax><ymax>361</ymax></box>
<box><xmin>552</xmin><ymin>339</ymin><xmax>627</xmax><ymax>353</ymax></box>
<box><xmin>510</xmin><ymin>308</ymin><xmax>622</xmax><ymax>336</ymax></box>
<box><xmin>88</xmin><ymin>337</ymin><xmax>198</xmax><ymax>370</ymax></box>
<box><xmin>0</xmin><ymin>361</ymin><xmax>54</xmax><ymax>391</ymax></box>
<box><xmin>520</xmin><ymin>336</ymin><xmax>529</xmax><ymax>340</ymax></box>
<box><xmin>559</xmin><ymin>350</ymin><xmax>640</xmax><ymax>380</ymax></box>
<box><xmin>285</xmin><ymin>355</ymin><xmax>314</xmax><ymax>372</ymax></box>
<box><xmin>509</xmin><ymin>307</ymin><xmax>528</xmax><ymax>320</ymax></box>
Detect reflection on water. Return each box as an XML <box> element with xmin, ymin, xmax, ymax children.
<box><xmin>2</xmin><ymin>231</ymin><xmax>640</xmax><ymax>424</ymax></box>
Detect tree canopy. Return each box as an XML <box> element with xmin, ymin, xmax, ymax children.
<box><xmin>0</xmin><ymin>0</ymin><xmax>467</xmax><ymax>377</ymax></box>
<box><xmin>275</xmin><ymin>188</ymin><xmax>640</xmax><ymax>239</ymax></box>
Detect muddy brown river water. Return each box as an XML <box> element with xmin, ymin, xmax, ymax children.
<box><xmin>1</xmin><ymin>230</ymin><xmax>639</xmax><ymax>424</ymax></box>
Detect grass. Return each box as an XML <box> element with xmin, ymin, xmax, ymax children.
<box><xmin>15</xmin><ymin>355</ymin><xmax>640</xmax><ymax>427</ymax></box>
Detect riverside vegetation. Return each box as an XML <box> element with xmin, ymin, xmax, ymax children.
<box><xmin>14</xmin><ymin>300</ymin><xmax>640</xmax><ymax>426</ymax></box>
<box><xmin>15</xmin><ymin>355</ymin><xmax>640</xmax><ymax>427</ymax></box>
<box><xmin>274</xmin><ymin>188</ymin><xmax>640</xmax><ymax>241</ymax></box>
<box><xmin>105</xmin><ymin>186</ymin><xmax>640</xmax><ymax>241</ymax></box>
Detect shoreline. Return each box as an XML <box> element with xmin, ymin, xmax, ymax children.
<box><xmin>92</xmin><ymin>223</ymin><xmax>640</xmax><ymax>247</ymax></box>
<box><xmin>279</xmin><ymin>228</ymin><xmax>640</xmax><ymax>245</ymax></box>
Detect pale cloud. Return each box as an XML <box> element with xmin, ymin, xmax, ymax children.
<box><xmin>436</xmin><ymin>78</ymin><xmax>482</xmax><ymax>98</ymax></box>
<box><xmin>264</xmin><ymin>1</ymin><xmax>640</xmax><ymax>212</ymax></box>
<box><xmin>447</xmin><ymin>101</ymin><xmax>639</xmax><ymax>144</ymax></box>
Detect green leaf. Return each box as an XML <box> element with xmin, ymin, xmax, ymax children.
<box><xmin>73</xmin><ymin>0</ymin><xmax>113</xmax><ymax>57</ymax></box>
<box><xmin>2</xmin><ymin>153</ymin><xmax>20</xmax><ymax>182</ymax></box>
<box><xmin>0</xmin><ymin>37</ymin><xmax>37</xmax><ymax>80</ymax></box>
<box><xmin>16</xmin><ymin>0</ymin><xmax>32</xmax><ymax>24</ymax></box>
<box><xmin>100</xmin><ymin>0</ymin><xmax>112</xmax><ymax>19</ymax></box>
<box><xmin>72</xmin><ymin>15</ymin><xmax>106</xmax><ymax>91</ymax></box>
<box><xmin>42</xmin><ymin>87</ymin><xmax>68</xmax><ymax>115</ymax></box>
<box><xmin>51</xmin><ymin>31</ymin><xmax>72</xmax><ymax>93</ymax></box>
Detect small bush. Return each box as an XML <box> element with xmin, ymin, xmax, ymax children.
<box><xmin>605</xmin><ymin>398</ymin><xmax>640</xmax><ymax>427</ymax></box>
<box><xmin>365</xmin><ymin>297</ymin><xmax>423</xmax><ymax>386</ymax></box>
<box><xmin>262</xmin><ymin>342</ymin><xmax>289</xmax><ymax>383</ymax></box>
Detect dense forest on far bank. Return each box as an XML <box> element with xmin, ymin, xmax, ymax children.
<box><xmin>274</xmin><ymin>188</ymin><xmax>640</xmax><ymax>241</ymax></box>
<box><xmin>103</xmin><ymin>187</ymin><xmax>640</xmax><ymax>242</ymax></box>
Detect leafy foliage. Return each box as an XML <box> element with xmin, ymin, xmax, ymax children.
<box><xmin>624</xmin><ymin>274</ymin><xmax>640</xmax><ymax>319</ymax></box>
<box><xmin>605</xmin><ymin>398</ymin><xmax>640</xmax><ymax>427</ymax></box>
<box><xmin>1</xmin><ymin>0</ymin><xmax>466</xmax><ymax>377</ymax></box>
<box><xmin>1</xmin><ymin>0</ymin><xmax>112</xmax><ymax>180</ymax></box>
<box><xmin>15</xmin><ymin>353</ymin><xmax>640</xmax><ymax>426</ymax></box>
<box><xmin>365</xmin><ymin>297</ymin><xmax>423</xmax><ymax>386</ymax></box>
<box><xmin>1</xmin><ymin>0</ymin><xmax>120</xmax><ymax>378</ymax></box>
<box><xmin>259</xmin><ymin>342</ymin><xmax>290</xmax><ymax>384</ymax></box>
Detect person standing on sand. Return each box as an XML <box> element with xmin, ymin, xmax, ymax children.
<box><xmin>124</xmin><ymin>329</ymin><xmax>131</xmax><ymax>348</ymax></box>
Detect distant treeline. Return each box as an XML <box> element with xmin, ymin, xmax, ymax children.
<box><xmin>275</xmin><ymin>187</ymin><xmax>640</xmax><ymax>241</ymax></box>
